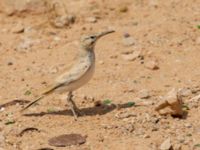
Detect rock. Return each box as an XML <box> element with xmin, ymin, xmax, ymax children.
<box><xmin>160</xmin><ymin>138</ymin><xmax>172</xmax><ymax>150</ymax></box>
<box><xmin>149</xmin><ymin>0</ymin><xmax>159</xmax><ymax>7</ymax></box>
<box><xmin>85</xmin><ymin>17</ymin><xmax>97</xmax><ymax>23</ymax></box>
<box><xmin>12</xmin><ymin>22</ymin><xmax>24</xmax><ymax>33</ymax></box>
<box><xmin>119</xmin><ymin>6</ymin><xmax>128</xmax><ymax>13</ymax></box>
<box><xmin>17</xmin><ymin>38</ymin><xmax>40</xmax><ymax>51</ymax></box>
<box><xmin>145</xmin><ymin>60</ymin><xmax>159</xmax><ymax>70</ymax></box>
<box><xmin>122</xmin><ymin>36</ymin><xmax>136</xmax><ymax>46</ymax></box>
<box><xmin>184</xmin><ymin>123</ymin><xmax>192</xmax><ymax>128</ymax></box>
<box><xmin>98</xmin><ymin>60</ymin><xmax>104</xmax><ymax>65</ymax></box>
<box><xmin>139</xmin><ymin>89</ymin><xmax>150</xmax><ymax>99</ymax></box>
<box><xmin>52</xmin><ymin>15</ymin><xmax>75</xmax><ymax>28</ymax></box>
<box><xmin>122</xmin><ymin>50</ymin><xmax>141</xmax><ymax>61</ymax></box>
<box><xmin>155</xmin><ymin>88</ymin><xmax>184</xmax><ymax>117</ymax></box>
<box><xmin>123</xmin><ymin>33</ymin><xmax>130</xmax><ymax>38</ymax></box>
<box><xmin>48</xmin><ymin>134</ymin><xmax>86</xmax><ymax>147</ymax></box>
<box><xmin>7</xmin><ymin>62</ymin><xmax>13</xmax><ymax>66</ymax></box>
<box><xmin>143</xmin><ymin>134</ymin><xmax>150</xmax><ymax>138</ymax></box>
<box><xmin>179</xmin><ymin>88</ymin><xmax>192</xmax><ymax>97</ymax></box>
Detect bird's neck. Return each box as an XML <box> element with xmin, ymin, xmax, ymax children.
<box><xmin>78</xmin><ymin>47</ymin><xmax>95</xmax><ymax>62</ymax></box>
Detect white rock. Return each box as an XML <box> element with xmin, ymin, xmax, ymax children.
<box><xmin>122</xmin><ymin>50</ymin><xmax>141</xmax><ymax>61</ymax></box>
<box><xmin>179</xmin><ymin>88</ymin><xmax>192</xmax><ymax>97</ymax></box>
<box><xmin>139</xmin><ymin>89</ymin><xmax>150</xmax><ymax>99</ymax></box>
<box><xmin>145</xmin><ymin>60</ymin><xmax>159</xmax><ymax>70</ymax></box>
<box><xmin>85</xmin><ymin>17</ymin><xmax>97</xmax><ymax>23</ymax></box>
<box><xmin>160</xmin><ymin>138</ymin><xmax>172</xmax><ymax>150</ymax></box>
<box><xmin>123</xmin><ymin>37</ymin><xmax>136</xmax><ymax>46</ymax></box>
<box><xmin>12</xmin><ymin>22</ymin><xmax>24</xmax><ymax>33</ymax></box>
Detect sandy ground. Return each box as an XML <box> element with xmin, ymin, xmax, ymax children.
<box><xmin>0</xmin><ymin>0</ymin><xmax>200</xmax><ymax>150</ymax></box>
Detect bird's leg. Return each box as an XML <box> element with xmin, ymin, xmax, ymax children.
<box><xmin>67</xmin><ymin>91</ymin><xmax>81</xmax><ymax>119</ymax></box>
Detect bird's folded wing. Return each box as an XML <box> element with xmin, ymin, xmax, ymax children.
<box><xmin>42</xmin><ymin>63</ymin><xmax>90</xmax><ymax>95</ymax></box>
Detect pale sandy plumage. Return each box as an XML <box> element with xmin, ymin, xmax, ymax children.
<box><xmin>21</xmin><ymin>30</ymin><xmax>114</xmax><ymax>119</ymax></box>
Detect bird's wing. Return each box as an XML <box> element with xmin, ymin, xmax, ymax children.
<box><xmin>41</xmin><ymin>62</ymin><xmax>91</xmax><ymax>95</ymax></box>
<box><xmin>21</xmin><ymin>62</ymin><xmax>91</xmax><ymax>112</ymax></box>
<box><xmin>55</xmin><ymin>62</ymin><xmax>91</xmax><ymax>86</ymax></box>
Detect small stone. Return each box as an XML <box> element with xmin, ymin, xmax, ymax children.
<box><xmin>123</xmin><ymin>36</ymin><xmax>136</xmax><ymax>46</ymax></box>
<box><xmin>0</xmin><ymin>107</ymin><xmax>5</xmax><ymax>112</ymax></box>
<box><xmin>99</xmin><ymin>60</ymin><xmax>104</xmax><ymax>65</ymax></box>
<box><xmin>139</xmin><ymin>89</ymin><xmax>150</xmax><ymax>99</ymax></box>
<box><xmin>54</xmin><ymin>37</ymin><xmax>61</xmax><ymax>41</ymax></box>
<box><xmin>53</xmin><ymin>15</ymin><xmax>75</xmax><ymax>28</ymax></box>
<box><xmin>143</xmin><ymin>134</ymin><xmax>150</xmax><ymax>138</ymax></box>
<box><xmin>123</xmin><ymin>33</ymin><xmax>130</xmax><ymax>38</ymax></box>
<box><xmin>7</xmin><ymin>62</ymin><xmax>13</xmax><ymax>66</ymax></box>
<box><xmin>160</xmin><ymin>138</ymin><xmax>172</xmax><ymax>150</ymax></box>
<box><xmin>184</xmin><ymin>123</ymin><xmax>192</xmax><ymax>128</ymax></box>
<box><xmin>119</xmin><ymin>6</ymin><xmax>128</xmax><ymax>13</ymax></box>
<box><xmin>49</xmin><ymin>66</ymin><xmax>59</xmax><ymax>74</ymax></box>
<box><xmin>12</xmin><ymin>23</ymin><xmax>24</xmax><ymax>33</ymax></box>
<box><xmin>155</xmin><ymin>88</ymin><xmax>184</xmax><ymax>117</ymax></box>
<box><xmin>122</xmin><ymin>50</ymin><xmax>141</xmax><ymax>61</ymax></box>
<box><xmin>85</xmin><ymin>17</ymin><xmax>97</xmax><ymax>23</ymax></box>
<box><xmin>179</xmin><ymin>88</ymin><xmax>192</xmax><ymax>97</ymax></box>
<box><xmin>48</xmin><ymin>134</ymin><xmax>86</xmax><ymax>147</ymax></box>
<box><xmin>145</xmin><ymin>60</ymin><xmax>159</xmax><ymax>70</ymax></box>
<box><xmin>17</xmin><ymin>38</ymin><xmax>40</xmax><ymax>51</ymax></box>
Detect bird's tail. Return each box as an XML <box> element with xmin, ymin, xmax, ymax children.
<box><xmin>20</xmin><ymin>95</ymin><xmax>45</xmax><ymax>112</ymax></box>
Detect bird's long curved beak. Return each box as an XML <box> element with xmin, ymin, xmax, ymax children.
<box><xmin>96</xmin><ymin>30</ymin><xmax>115</xmax><ymax>39</ymax></box>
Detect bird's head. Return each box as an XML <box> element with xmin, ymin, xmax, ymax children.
<box><xmin>80</xmin><ymin>30</ymin><xmax>115</xmax><ymax>50</ymax></box>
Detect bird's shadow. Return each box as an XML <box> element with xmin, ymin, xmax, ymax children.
<box><xmin>22</xmin><ymin>102</ymin><xmax>135</xmax><ymax>117</ymax></box>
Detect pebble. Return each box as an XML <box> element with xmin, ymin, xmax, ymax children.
<box><xmin>184</xmin><ymin>123</ymin><xmax>192</xmax><ymax>128</ymax></box>
<box><xmin>53</xmin><ymin>15</ymin><xmax>75</xmax><ymax>28</ymax></box>
<box><xmin>143</xmin><ymin>134</ymin><xmax>150</xmax><ymax>138</ymax></box>
<box><xmin>138</xmin><ymin>89</ymin><xmax>150</xmax><ymax>99</ymax></box>
<box><xmin>145</xmin><ymin>60</ymin><xmax>159</xmax><ymax>70</ymax></box>
<box><xmin>17</xmin><ymin>38</ymin><xmax>40</xmax><ymax>51</ymax></box>
<box><xmin>99</xmin><ymin>60</ymin><xmax>104</xmax><ymax>65</ymax></box>
<box><xmin>119</xmin><ymin>6</ymin><xmax>128</xmax><ymax>13</ymax></box>
<box><xmin>160</xmin><ymin>138</ymin><xmax>172</xmax><ymax>150</ymax></box>
<box><xmin>122</xmin><ymin>50</ymin><xmax>141</xmax><ymax>61</ymax></box>
<box><xmin>0</xmin><ymin>107</ymin><xmax>5</xmax><ymax>112</ymax></box>
<box><xmin>179</xmin><ymin>88</ymin><xmax>192</xmax><ymax>97</ymax></box>
<box><xmin>49</xmin><ymin>66</ymin><xmax>59</xmax><ymax>74</ymax></box>
<box><xmin>7</xmin><ymin>62</ymin><xmax>13</xmax><ymax>66</ymax></box>
<box><xmin>85</xmin><ymin>17</ymin><xmax>97</xmax><ymax>23</ymax></box>
<box><xmin>122</xmin><ymin>36</ymin><xmax>136</xmax><ymax>46</ymax></box>
<box><xmin>12</xmin><ymin>23</ymin><xmax>24</xmax><ymax>33</ymax></box>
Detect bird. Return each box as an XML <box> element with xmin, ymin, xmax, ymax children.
<box><xmin>21</xmin><ymin>30</ymin><xmax>115</xmax><ymax>119</ymax></box>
